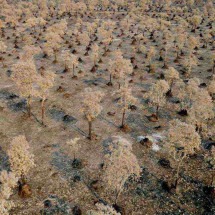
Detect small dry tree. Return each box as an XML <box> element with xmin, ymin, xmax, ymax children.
<box><xmin>103</xmin><ymin>136</ymin><xmax>141</xmax><ymax>204</ymax></box>
<box><xmin>114</xmin><ymin>83</ymin><xmax>137</xmax><ymax>129</ymax></box>
<box><xmin>0</xmin><ymin>171</ymin><xmax>18</xmax><ymax>215</ymax></box>
<box><xmin>11</xmin><ymin>60</ymin><xmax>38</xmax><ymax>117</ymax></box>
<box><xmin>0</xmin><ymin>40</ymin><xmax>7</xmax><ymax>67</ymax></box>
<box><xmin>174</xmin><ymin>32</ymin><xmax>187</xmax><ymax>61</ymax></box>
<box><xmin>189</xmin><ymin>15</ymin><xmax>202</xmax><ymax>31</ymax></box>
<box><xmin>70</xmin><ymin>54</ymin><xmax>79</xmax><ymax>78</ymax></box>
<box><xmin>202</xmin><ymin>29</ymin><xmax>212</xmax><ymax>48</ymax></box>
<box><xmin>81</xmin><ymin>88</ymin><xmax>104</xmax><ymax>140</ymax></box>
<box><xmin>46</xmin><ymin>19</ymin><xmax>67</xmax><ymax>37</ymax></box>
<box><xmin>25</xmin><ymin>17</ymin><xmax>38</xmax><ymax>32</ymax></box>
<box><xmin>44</xmin><ymin>32</ymin><xmax>63</xmax><ymax>62</ymax></box>
<box><xmin>108</xmin><ymin>49</ymin><xmax>123</xmax><ymax>85</ymax></box>
<box><xmin>36</xmin><ymin>70</ymin><xmax>56</xmax><ymax>125</ymax></box>
<box><xmin>211</xmin><ymin>52</ymin><xmax>215</xmax><ymax>74</ymax></box>
<box><xmin>187</xmin><ymin>87</ymin><xmax>214</xmax><ymax>136</ymax></box>
<box><xmin>166</xmin><ymin>119</ymin><xmax>201</xmax><ymax>189</ymax></box>
<box><xmin>108</xmin><ymin>51</ymin><xmax>132</xmax><ymax>88</ymax></box>
<box><xmin>145</xmin><ymin>80</ymin><xmax>170</xmax><ymax>117</ymax></box>
<box><xmin>208</xmin><ymin>75</ymin><xmax>215</xmax><ymax>98</ymax></box>
<box><xmin>97</xmin><ymin>27</ymin><xmax>112</xmax><ymax>52</ymax></box>
<box><xmin>7</xmin><ymin>135</ymin><xmax>35</xmax><ymax>184</ymax></box>
<box><xmin>173</xmin><ymin>78</ymin><xmax>201</xmax><ymax>112</ymax></box>
<box><xmin>66</xmin><ymin>137</ymin><xmax>81</xmax><ymax>160</ymax></box>
<box><xmin>187</xmin><ymin>36</ymin><xmax>199</xmax><ymax>55</ymax></box>
<box><xmin>162</xmin><ymin>30</ymin><xmax>174</xmax><ymax>69</ymax></box>
<box><xmin>146</xmin><ymin>46</ymin><xmax>156</xmax><ymax>73</ymax></box>
<box><xmin>91</xmin><ymin>43</ymin><xmax>99</xmax><ymax>68</ymax></box>
<box><xmin>78</xmin><ymin>32</ymin><xmax>90</xmax><ymax>48</ymax></box>
<box><xmin>37</xmin><ymin>17</ymin><xmax>46</xmax><ymax>34</ymax></box>
<box><xmin>183</xmin><ymin>53</ymin><xmax>198</xmax><ymax>77</ymax></box>
<box><xmin>19</xmin><ymin>45</ymin><xmax>41</xmax><ymax>61</ymax></box>
<box><xmin>61</xmin><ymin>50</ymin><xmax>78</xmax><ymax>77</ymax></box>
<box><xmin>164</xmin><ymin>67</ymin><xmax>180</xmax><ymax>94</ymax></box>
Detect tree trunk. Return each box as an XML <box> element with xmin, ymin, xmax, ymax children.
<box><xmin>109</xmin><ymin>74</ymin><xmax>112</xmax><ymax>84</ymax></box>
<box><xmin>170</xmin><ymin>80</ymin><xmax>174</xmax><ymax>90</ymax></box>
<box><xmin>21</xmin><ymin>173</ymin><xmax>26</xmax><ymax>184</ymax></box>
<box><xmin>27</xmin><ymin>96</ymin><xmax>31</xmax><ymax>117</ymax></box>
<box><xmin>148</xmin><ymin>64</ymin><xmax>151</xmax><ymax>73</ymax></box>
<box><xmin>94</xmin><ymin>58</ymin><xmax>96</xmax><ymax>67</ymax></box>
<box><xmin>41</xmin><ymin>99</ymin><xmax>45</xmax><ymax>125</ymax></box>
<box><xmin>213</xmin><ymin>63</ymin><xmax>215</xmax><ymax>74</ymax></box>
<box><xmin>156</xmin><ymin>105</ymin><xmax>159</xmax><ymax>117</ymax></box>
<box><xmin>64</xmin><ymin>62</ymin><xmax>67</xmax><ymax>71</ymax></box>
<box><xmin>121</xmin><ymin>109</ymin><xmax>126</xmax><ymax>128</ymax></box>
<box><xmin>54</xmin><ymin>51</ymin><xmax>57</xmax><ymax>62</ymax></box>
<box><xmin>174</xmin><ymin>157</ymin><xmax>185</xmax><ymax>189</ymax></box>
<box><xmin>88</xmin><ymin>120</ymin><xmax>92</xmax><ymax>140</ymax></box>
<box><xmin>73</xmin><ymin>64</ymin><xmax>75</xmax><ymax>77</ymax></box>
<box><xmin>115</xmin><ymin>189</ymin><xmax>121</xmax><ymax>204</ymax></box>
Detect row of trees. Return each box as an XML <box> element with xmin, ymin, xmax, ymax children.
<box><xmin>1</xmin><ymin>114</ymin><xmax>214</xmax><ymax>214</ymax></box>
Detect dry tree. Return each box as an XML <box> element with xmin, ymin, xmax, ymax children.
<box><xmin>74</xmin><ymin>2</ymin><xmax>87</xmax><ymax>16</ymax></box>
<box><xmin>164</xmin><ymin>67</ymin><xmax>180</xmax><ymax>94</ymax></box>
<box><xmin>61</xmin><ymin>50</ymin><xmax>78</xmax><ymax>77</ymax></box>
<box><xmin>165</xmin><ymin>119</ymin><xmax>201</xmax><ymax>189</ymax></box>
<box><xmin>172</xmin><ymin>78</ymin><xmax>201</xmax><ymax>113</ymax></box>
<box><xmin>162</xmin><ymin>30</ymin><xmax>174</xmax><ymax>69</ymax></box>
<box><xmin>91</xmin><ymin>43</ymin><xmax>100</xmax><ymax>68</ymax></box>
<box><xmin>86</xmin><ymin>22</ymin><xmax>97</xmax><ymax>38</ymax></box>
<box><xmin>37</xmin><ymin>17</ymin><xmax>47</xmax><ymax>34</ymax></box>
<box><xmin>0</xmin><ymin>19</ymin><xmax>5</xmax><ymax>37</ymax></box>
<box><xmin>208</xmin><ymin>75</ymin><xmax>215</xmax><ymax>98</ymax></box>
<box><xmin>70</xmin><ymin>54</ymin><xmax>79</xmax><ymax>78</ymax></box>
<box><xmin>0</xmin><ymin>171</ymin><xmax>18</xmax><ymax>215</ymax></box>
<box><xmin>97</xmin><ymin>27</ymin><xmax>112</xmax><ymax>53</ymax></box>
<box><xmin>182</xmin><ymin>53</ymin><xmax>198</xmax><ymax>77</ymax></box>
<box><xmin>102</xmin><ymin>136</ymin><xmax>141</xmax><ymax>204</ymax></box>
<box><xmin>81</xmin><ymin>88</ymin><xmax>104</xmax><ymax>140</ymax></box>
<box><xmin>25</xmin><ymin>17</ymin><xmax>38</xmax><ymax>32</ymax></box>
<box><xmin>202</xmin><ymin>29</ymin><xmax>212</xmax><ymax>48</ymax></box>
<box><xmin>187</xmin><ymin>87</ymin><xmax>214</xmax><ymax>136</ymax></box>
<box><xmin>78</xmin><ymin>32</ymin><xmax>90</xmax><ymax>47</ymax></box>
<box><xmin>145</xmin><ymin>80</ymin><xmax>170</xmax><ymax>117</ymax></box>
<box><xmin>19</xmin><ymin>45</ymin><xmax>41</xmax><ymax>61</ymax></box>
<box><xmin>61</xmin><ymin>50</ymin><xmax>72</xmax><ymax>72</ymax></box>
<box><xmin>44</xmin><ymin>32</ymin><xmax>63</xmax><ymax>62</ymax></box>
<box><xmin>113</xmin><ymin>84</ymin><xmax>137</xmax><ymax>129</ymax></box>
<box><xmin>101</xmin><ymin>0</ymin><xmax>110</xmax><ymax>10</ymax></box>
<box><xmin>86</xmin><ymin>0</ymin><xmax>98</xmax><ymax>12</ymax></box>
<box><xmin>187</xmin><ymin>36</ymin><xmax>199</xmax><ymax>55</ymax></box>
<box><xmin>108</xmin><ymin>51</ymin><xmax>133</xmax><ymax>88</ymax></box>
<box><xmin>46</xmin><ymin>19</ymin><xmax>67</xmax><ymax>37</ymax></box>
<box><xmin>11</xmin><ymin>60</ymin><xmax>38</xmax><ymax>117</ymax></box>
<box><xmin>146</xmin><ymin>46</ymin><xmax>156</xmax><ymax>73</ymax></box>
<box><xmin>7</xmin><ymin>135</ymin><xmax>35</xmax><ymax>184</ymax></box>
<box><xmin>66</xmin><ymin>137</ymin><xmax>81</xmax><ymax>160</ymax></box>
<box><xmin>189</xmin><ymin>15</ymin><xmax>202</xmax><ymax>32</ymax></box>
<box><xmin>35</xmin><ymin>70</ymin><xmax>56</xmax><ymax>125</ymax></box>
<box><xmin>0</xmin><ymin>40</ymin><xmax>7</xmax><ymax>67</ymax></box>
<box><xmin>174</xmin><ymin>32</ymin><xmax>187</xmax><ymax>61</ymax></box>
<box><xmin>108</xmin><ymin>49</ymin><xmax>123</xmax><ymax>85</ymax></box>
<box><xmin>211</xmin><ymin>52</ymin><xmax>215</xmax><ymax>74</ymax></box>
